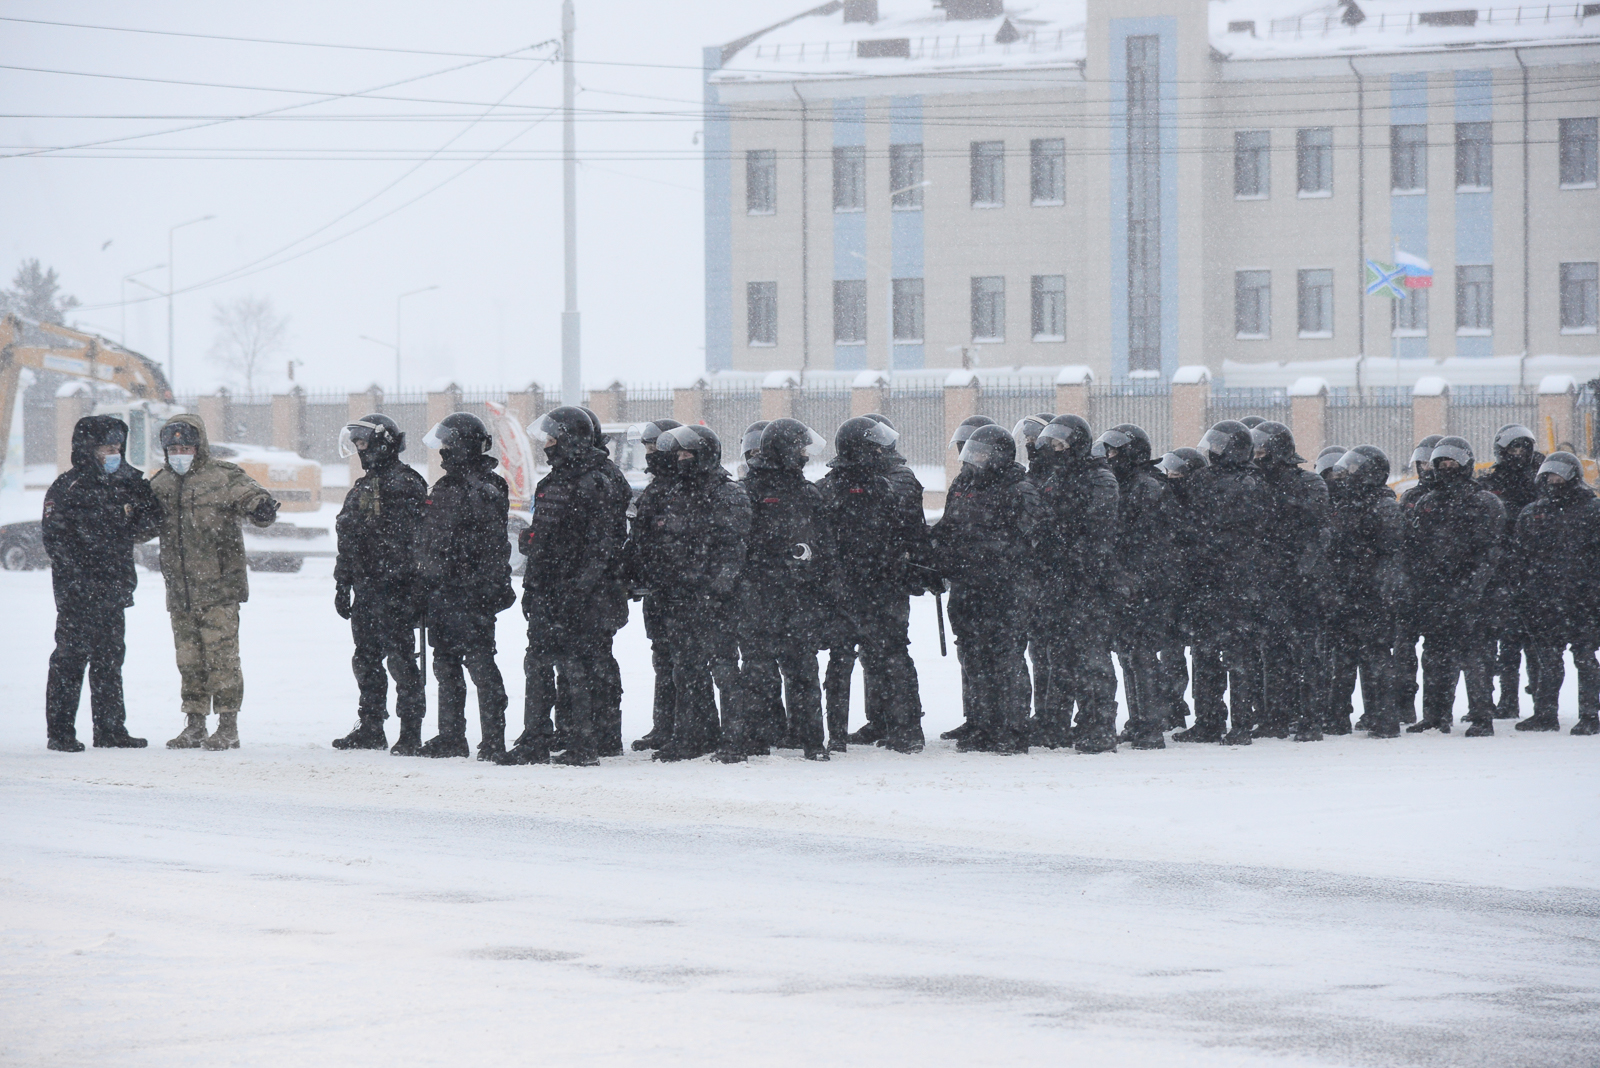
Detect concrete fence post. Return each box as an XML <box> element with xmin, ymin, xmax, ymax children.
<box><xmin>586</xmin><ymin>381</ymin><xmax>624</xmax><ymax>424</ymax></box>
<box><xmin>1054</xmin><ymin>366</ymin><xmax>1093</xmax><ymax>421</ymax></box>
<box><xmin>673</xmin><ymin>380</ymin><xmax>706</xmax><ymax>427</ymax></box>
<box><xmin>850</xmin><ymin>369</ymin><xmax>890</xmax><ymax>418</ymax></box>
<box><xmin>1288</xmin><ymin>377</ymin><xmax>1330</xmax><ymax>465</ymax></box>
<box><xmin>1411</xmin><ymin>377</ymin><xmax>1450</xmax><ymax>443</ymax></box>
<box><xmin>1536</xmin><ymin>374</ymin><xmax>1580</xmax><ymax>453</ymax></box>
<box><xmin>942</xmin><ymin>370</ymin><xmax>980</xmax><ymax>501</ymax></box>
<box><xmin>506</xmin><ymin>386</ymin><xmax>543</xmax><ymax>430</ymax></box>
<box><xmin>272</xmin><ymin>388</ymin><xmax>304</xmax><ymax>453</ymax></box>
<box><xmin>760</xmin><ymin>371</ymin><xmax>799</xmax><ymax>422</ymax></box>
<box><xmin>196</xmin><ymin>390</ymin><xmax>228</xmax><ymax>445</ymax></box>
<box><xmin>425</xmin><ymin>383</ymin><xmax>461</xmax><ymax>484</ymax></box>
<box><xmin>1170</xmin><ymin>365</ymin><xmax>1212</xmax><ymax>452</ymax></box>
<box><xmin>54</xmin><ymin>384</ymin><xmax>92</xmax><ymax>474</ymax></box>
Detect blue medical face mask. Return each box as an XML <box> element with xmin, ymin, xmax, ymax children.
<box><xmin>102</xmin><ymin>454</ymin><xmax>121</xmax><ymax>474</ymax></box>
<box><xmin>168</xmin><ymin>453</ymin><xmax>194</xmax><ymax>476</ymax></box>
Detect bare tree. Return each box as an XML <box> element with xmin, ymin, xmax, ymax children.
<box><xmin>208</xmin><ymin>296</ymin><xmax>289</xmax><ymax>396</ymax></box>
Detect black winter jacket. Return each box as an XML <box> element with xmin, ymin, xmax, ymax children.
<box><xmin>1258</xmin><ymin>461</ymin><xmax>1330</xmax><ymax>614</ymax></box>
<box><xmin>41</xmin><ymin>415</ymin><xmax>161</xmax><ymax>609</ymax></box>
<box><xmin>632</xmin><ymin>466</ymin><xmax>751</xmax><ymax>600</ymax></box>
<box><xmin>520</xmin><ymin>444</ymin><xmax>629</xmax><ymax>636</ymax></box>
<box><xmin>334</xmin><ymin>458</ymin><xmax>427</xmax><ymax>600</ymax></box>
<box><xmin>1032</xmin><ymin>459</ymin><xmax>1118</xmax><ymax>596</ymax></box>
<box><xmin>1479</xmin><ymin>456</ymin><xmax>1543</xmax><ymax>598</ymax></box>
<box><xmin>1324</xmin><ymin>484</ymin><xmax>1404</xmax><ymax>621</ymax></box>
<box><xmin>1402</xmin><ymin>475</ymin><xmax>1505</xmax><ymax>615</ymax></box>
<box><xmin>737</xmin><ymin>465</ymin><xmax>836</xmax><ymax>645</ymax></box>
<box><xmin>1189</xmin><ymin>459</ymin><xmax>1268</xmax><ymax>613</ymax></box>
<box><xmin>818</xmin><ymin>456</ymin><xmax>929</xmax><ymax>592</ymax></box>
<box><xmin>931</xmin><ymin>462</ymin><xmax>1041</xmax><ymax>590</ymax></box>
<box><xmin>1513</xmin><ymin>482</ymin><xmax>1600</xmax><ymax>640</ymax></box>
<box><xmin>417</xmin><ymin>453</ymin><xmax>514</xmax><ymax>616</ymax></box>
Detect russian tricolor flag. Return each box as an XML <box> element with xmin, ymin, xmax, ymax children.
<box><xmin>1395</xmin><ymin>248</ymin><xmax>1434</xmax><ymax>288</ymax></box>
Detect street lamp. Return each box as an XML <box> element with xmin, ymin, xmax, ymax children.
<box><xmin>168</xmin><ymin>214</ymin><xmax>215</xmax><ymax>391</ymax></box>
<box><xmin>121</xmin><ymin>263</ymin><xmax>164</xmax><ymax>346</ymax></box>
<box><xmin>852</xmin><ymin>181</ymin><xmax>930</xmax><ymax>371</ymax></box>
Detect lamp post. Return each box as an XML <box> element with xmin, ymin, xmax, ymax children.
<box><xmin>851</xmin><ymin>180</ymin><xmax>930</xmax><ymax>370</ymax></box>
<box><xmin>561</xmin><ymin>0</ymin><xmax>580</xmax><ymax>405</ymax></box>
<box><xmin>167</xmin><ymin>214</ymin><xmax>215</xmax><ymax>391</ymax></box>
<box><xmin>121</xmin><ymin>264</ymin><xmax>164</xmax><ymax>346</ymax></box>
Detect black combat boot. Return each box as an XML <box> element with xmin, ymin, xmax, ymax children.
<box><xmin>847</xmin><ymin>721</ymin><xmax>884</xmax><ymax>746</ymax></box>
<box><xmin>390</xmin><ymin>718</ymin><xmax>424</xmax><ymax>756</ymax></box>
<box><xmin>1463</xmin><ymin>718</ymin><xmax>1495</xmax><ymax>737</ymax></box>
<box><xmin>1514</xmin><ymin>713</ymin><xmax>1560</xmax><ymax>732</ymax></box>
<box><xmin>1571</xmin><ymin>715</ymin><xmax>1599</xmax><ymax>736</ymax></box>
<box><xmin>333</xmin><ymin>715</ymin><xmax>388</xmax><ymax>750</ymax></box>
<box><xmin>1173</xmin><ymin>722</ymin><xmax>1223</xmax><ymax>743</ymax></box>
<box><xmin>498</xmin><ymin>737</ymin><xmax>550</xmax><ymax>764</ymax></box>
<box><xmin>939</xmin><ymin>721</ymin><xmax>973</xmax><ymax>741</ymax></box>
<box><xmin>417</xmin><ymin>732</ymin><xmax>469</xmax><ymax>758</ymax></box>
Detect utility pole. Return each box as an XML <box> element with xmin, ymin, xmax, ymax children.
<box><xmin>167</xmin><ymin>214</ymin><xmax>214</xmax><ymax>392</ymax></box>
<box><xmin>561</xmin><ymin>0</ymin><xmax>581</xmax><ymax>406</ymax></box>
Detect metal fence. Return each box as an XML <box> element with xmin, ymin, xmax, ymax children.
<box><xmin>976</xmin><ymin>378</ymin><xmax>1056</xmax><ymax>440</ymax></box>
<box><xmin>1447</xmin><ymin>387</ymin><xmax>1539</xmax><ymax>461</ymax></box>
<box><xmin>302</xmin><ymin>393</ymin><xmax>350</xmax><ymax>464</ymax></box>
<box><xmin>885</xmin><ymin>386</ymin><xmax>945</xmax><ymax>467</ymax></box>
<box><xmin>618</xmin><ymin>385</ymin><xmax>673</xmax><ymax>424</ymax></box>
<box><xmin>793</xmin><ymin>388</ymin><xmax>854</xmax><ymax>464</ymax></box>
<box><xmin>1208</xmin><ymin>388</ymin><xmax>1291</xmax><ymax>429</ymax></box>
<box><xmin>1325</xmin><ymin>394</ymin><xmax>1414</xmax><ymax>469</ymax></box>
<box><xmin>700</xmin><ymin>388</ymin><xmax>762</xmax><ymax>455</ymax></box>
<box><xmin>1089</xmin><ymin>384</ymin><xmax>1172</xmax><ymax>455</ymax></box>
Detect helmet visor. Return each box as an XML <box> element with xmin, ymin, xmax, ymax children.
<box><xmin>1012</xmin><ymin>417</ymin><xmax>1045</xmax><ymax>449</ymax></box>
<box><xmin>1538</xmin><ymin>455</ymin><xmax>1582</xmax><ymax>483</ymax></box>
<box><xmin>1199</xmin><ymin>427</ymin><xmax>1234</xmax><ymax>460</ymax></box>
<box><xmin>422</xmin><ymin>420</ymin><xmax>489</xmax><ymax>453</ymax></box>
<box><xmin>1156</xmin><ymin>451</ymin><xmax>1190</xmax><ymax>477</ymax></box>
<box><xmin>1091</xmin><ymin>428</ymin><xmax>1134</xmax><ymax>459</ymax></box>
<box><xmin>1036</xmin><ymin>423</ymin><xmax>1078</xmax><ymax>451</ymax></box>
<box><xmin>740</xmin><ymin>425</ymin><xmax>767</xmax><ymax>457</ymax></box>
<box><xmin>859</xmin><ymin>420</ymin><xmax>899</xmax><ymax>449</ymax></box>
<box><xmin>1430</xmin><ymin>441</ymin><xmax>1474</xmax><ymax>469</ymax></box>
<box><xmin>1410</xmin><ymin>443</ymin><xmax>1436</xmax><ymax>466</ymax></box>
<box><xmin>800</xmin><ymin>426</ymin><xmax>827</xmax><ymax>459</ymax></box>
<box><xmin>1330</xmin><ymin>450</ymin><xmax>1374</xmax><ymax>477</ymax></box>
<box><xmin>526</xmin><ymin>413</ymin><xmax>562</xmax><ymax>449</ymax></box>
<box><xmin>338</xmin><ymin>421</ymin><xmax>380</xmax><ymax>459</ymax></box>
<box><xmin>1495</xmin><ymin>424</ymin><xmax>1536</xmax><ymax>452</ymax></box>
<box><xmin>958</xmin><ymin>438</ymin><xmax>1008</xmax><ymax>469</ymax></box>
<box><xmin>660</xmin><ymin>425</ymin><xmax>704</xmax><ymax>453</ymax></box>
<box><xmin>949</xmin><ymin>423</ymin><xmax>983</xmax><ymax>449</ymax></box>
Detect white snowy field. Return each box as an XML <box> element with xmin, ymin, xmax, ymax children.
<box><xmin>2</xmin><ymin>562</ymin><xmax>1598</xmax><ymax>1067</ymax></box>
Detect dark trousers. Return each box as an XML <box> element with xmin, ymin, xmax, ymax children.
<box><xmin>1192</xmin><ymin>633</ymin><xmax>1257</xmax><ymax>734</ymax></box>
<box><xmin>1325</xmin><ymin>632</ymin><xmax>1396</xmax><ymax>734</ymax></box>
<box><xmin>1262</xmin><ymin>628</ymin><xmax>1319</xmax><ymax>735</ymax></box>
<box><xmin>1158</xmin><ymin>643</ymin><xmax>1191</xmax><ymax>727</ymax></box>
<box><xmin>46</xmin><ymin>601</ymin><xmax>127</xmax><ymax>743</ymax></box>
<box><xmin>828</xmin><ymin>593</ymin><xmax>921</xmax><ymax>746</ymax></box>
<box><xmin>526</xmin><ymin>647</ymin><xmax>602</xmax><ymax>760</ymax></box>
<box><xmin>824</xmin><ymin>643</ymin><xmax>857</xmax><ymax>741</ymax></box>
<box><xmin>351</xmin><ymin>593</ymin><xmax>424</xmax><ymax>723</ymax></box>
<box><xmin>647</xmin><ymin>640</ymin><xmax>677</xmax><ymax>741</ymax></box>
<box><xmin>1394</xmin><ymin>617</ymin><xmax>1420</xmax><ymax>723</ymax></box>
<box><xmin>738</xmin><ymin>642</ymin><xmax>823</xmax><ymax>752</ymax></box>
<box><xmin>1495</xmin><ymin>629</ymin><xmax>1538</xmax><ymax>714</ymax></box>
<box><xmin>1420</xmin><ymin>621</ymin><xmax>1494</xmax><ymax>727</ymax></box>
<box><xmin>430</xmin><ymin>609</ymin><xmax>506</xmax><ymax>746</ymax></box>
<box><xmin>1528</xmin><ymin>639</ymin><xmax>1599</xmax><ymax>721</ymax></box>
<box><xmin>948</xmin><ymin>584</ymin><xmax>1029</xmax><ymax>749</ymax></box>
<box><xmin>1036</xmin><ymin>609</ymin><xmax>1115</xmax><ymax>746</ymax></box>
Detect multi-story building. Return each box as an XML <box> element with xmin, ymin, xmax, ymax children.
<box><xmin>702</xmin><ymin>0</ymin><xmax>1600</xmax><ymax>383</ymax></box>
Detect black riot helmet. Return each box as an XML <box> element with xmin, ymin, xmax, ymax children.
<box><xmin>660</xmin><ymin>423</ymin><xmax>722</xmax><ymax>478</ymax></box>
<box><xmin>1314</xmin><ymin>445</ymin><xmax>1347</xmax><ymax>477</ymax></box>
<box><xmin>1092</xmin><ymin>423</ymin><xmax>1152</xmax><ymax>469</ymax></box>
<box><xmin>1251</xmin><ymin>420</ymin><xmax>1305</xmax><ymax>466</ymax></box>
<box><xmin>835</xmin><ymin>415</ymin><xmax>899</xmax><ymax>464</ymax></box>
<box><xmin>1331</xmin><ymin>445</ymin><xmax>1391</xmax><ymax>491</ymax></box>
<box><xmin>339</xmin><ymin>413</ymin><xmax>405</xmax><ymax>470</ymax></box>
<box><xmin>1240</xmin><ymin>415</ymin><xmax>1267</xmax><ymax>430</ymax></box>
<box><xmin>740</xmin><ymin>420</ymin><xmax>770</xmax><ymax>462</ymax></box>
<box><xmin>949</xmin><ymin>414</ymin><xmax>995</xmax><ymax>450</ymax></box>
<box><xmin>633</xmin><ymin>418</ymin><xmax>682</xmax><ymax>476</ymax></box>
<box><xmin>1035</xmin><ymin>414</ymin><xmax>1093</xmax><ymax>465</ymax></box>
<box><xmin>527</xmin><ymin>406</ymin><xmax>595</xmax><ymax>462</ymax></box>
<box><xmin>958</xmin><ymin>422</ymin><xmax>1016</xmax><ymax>473</ymax></box>
<box><xmin>1537</xmin><ymin>451</ymin><xmax>1583</xmax><ymax>494</ymax></box>
<box><xmin>1012</xmin><ymin>414</ymin><xmax>1051</xmax><ymax>464</ymax></box>
<box><xmin>1157</xmin><ymin>447</ymin><xmax>1208</xmax><ymax>480</ymax></box>
<box><xmin>1409</xmin><ymin>434</ymin><xmax>1444</xmax><ymax>483</ymax></box>
<box><xmin>579</xmin><ymin>406</ymin><xmax>606</xmax><ymax>447</ymax></box>
<box><xmin>862</xmin><ymin>412</ymin><xmax>895</xmax><ymax>429</ymax></box>
<box><xmin>1199</xmin><ymin>420</ymin><xmax>1255</xmax><ymax>467</ymax></box>
<box><xmin>424</xmin><ymin>411</ymin><xmax>492</xmax><ymax>455</ymax></box>
<box><xmin>1493</xmin><ymin>423</ymin><xmax>1537</xmax><ymax>467</ymax></box>
<box><xmin>1429</xmin><ymin>435</ymin><xmax>1476</xmax><ymax>481</ymax></box>
<box><xmin>760</xmin><ymin>418</ymin><xmax>825</xmax><ymax>472</ymax></box>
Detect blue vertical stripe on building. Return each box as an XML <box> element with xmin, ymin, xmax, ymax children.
<box><xmin>1390</xmin><ymin>73</ymin><xmax>1429</xmax><ymax>360</ymax></box>
<box><xmin>703</xmin><ymin>47</ymin><xmax>732</xmax><ymax>373</ymax></box>
<box><xmin>1107</xmin><ymin>17</ymin><xmax>1179</xmax><ymax>382</ymax></box>
<box><xmin>890</xmin><ymin>95</ymin><xmax>924</xmax><ymax>370</ymax></box>
<box><xmin>833</xmin><ymin>98</ymin><xmax>867</xmax><ymax>371</ymax></box>
<box><xmin>1456</xmin><ymin>70</ymin><xmax>1494</xmax><ymax>357</ymax></box>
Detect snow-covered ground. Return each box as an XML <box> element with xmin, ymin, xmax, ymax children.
<box><xmin>3</xmin><ymin>561</ymin><xmax>1597</xmax><ymax>1066</ymax></box>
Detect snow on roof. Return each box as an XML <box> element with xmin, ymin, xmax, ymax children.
<box><xmin>710</xmin><ymin>1</ymin><xmax>1597</xmax><ymax>85</ymax></box>
<box><xmin>1211</xmin><ymin>1</ymin><xmax>1600</xmax><ymax>62</ymax></box>
<box><xmin>1223</xmin><ymin>353</ymin><xmax>1600</xmax><ymax>390</ymax></box>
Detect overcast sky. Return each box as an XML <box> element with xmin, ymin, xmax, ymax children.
<box><xmin>2</xmin><ymin>0</ymin><xmax>803</xmax><ymax>397</ymax></box>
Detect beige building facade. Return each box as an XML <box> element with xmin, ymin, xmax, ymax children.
<box><xmin>703</xmin><ymin>0</ymin><xmax>1600</xmax><ymax>383</ymax></box>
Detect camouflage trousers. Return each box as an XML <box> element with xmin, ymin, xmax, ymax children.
<box><xmin>170</xmin><ymin>603</ymin><xmax>243</xmax><ymax>718</ymax></box>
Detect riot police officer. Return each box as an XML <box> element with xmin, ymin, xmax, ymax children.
<box><xmin>1393</xmin><ymin>434</ymin><xmax>1444</xmax><ymax>725</ymax></box>
<box><xmin>1155</xmin><ymin>447</ymin><xmax>1209</xmax><ymax>730</ymax></box>
<box><xmin>332</xmin><ymin>414</ymin><xmax>429</xmax><ymax>754</ymax></box>
<box><xmin>1479</xmin><ymin>423</ymin><xmax>1544</xmax><ymax>718</ymax></box>
<box><xmin>416</xmin><ymin>413</ymin><xmax>516</xmax><ymax>760</ymax></box>
<box><xmin>627</xmin><ymin>419</ymin><xmax>682</xmax><ymax>752</ymax></box>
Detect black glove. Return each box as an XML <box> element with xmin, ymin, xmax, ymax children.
<box><xmin>334</xmin><ymin>584</ymin><xmax>352</xmax><ymax>620</ymax></box>
<box><xmin>495</xmin><ymin>582</ymin><xmax>518</xmax><ymax>613</ymax></box>
<box><xmin>250</xmin><ymin>495</ymin><xmax>280</xmax><ymax>525</ymax></box>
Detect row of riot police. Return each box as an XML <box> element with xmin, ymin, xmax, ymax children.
<box><xmin>327</xmin><ymin>405</ymin><xmax>1599</xmax><ymax>765</ymax></box>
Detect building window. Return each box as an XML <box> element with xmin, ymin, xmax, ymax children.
<box><xmin>747</xmin><ymin>281</ymin><xmax>777</xmax><ymax>346</ymax></box>
<box><xmin>1234</xmin><ymin>130</ymin><xmax>1269</xmax><ymax>199</ymax></box>
<box><xmin>833</xmin><ymin>146</ymin><xmax>865</xmax><ymax>212</ymax></box>
<box><xmin>1234</xmin><ymin>270</ymin><xmax>1270</xmax><ymax>339</ymax></box>
<box><xmin>889</xmin><ymin>143</ymin><xmax>923</xmax><ymax>209</ymax></box>
<box><xmin>1560</xmin><ymin>117</ymin><xmax>1598</xmax><ymax>188</ymax></box>
<box><xmin>1392</xmin><ymin>288</ymin><xmax>1428</xmax><ymax>337</ymax></box>
<box><xmin>1296</xmin><ymin>127</ymin><xmax>1333</xmax><ymax>196</ymax></box>
<box><xmin>892</xmin><ymin>278</ymin><xmax>924</xmax><ymax>342</ymax></box>
<box><xmin>746</xmin><ymin>150</ymin><xmax>776</xmax><ymax>214</ymax></box>
<box><xmin>971</xmin><ymin>141</ymin><xmax>1004</xmax><ymax>207</ymax></box>
<box><xmin>833</xmin><ymin>279</ymin><xmax>866</xmax><ymax>343</ymax></box>
<box><xmin>1391</xmin><ymin>124</ymin><xmax>1427</xmax><ymax>193</ymax></box>
<box><xmin>971</xmin><ymin>276</ymin><xmax>1005</xmax><ymax>341</ymax></box>
<box><xmin>1031</xmin><ymin>275</ymin><xmax>1065</xmax><ymax>341</ymax></box>
<box><xmin>1561</xmin><ymin>262</ymin><xmax>1599</xmax><ymax>333</ymax></box>
<box><xmin>1126</xmin><ymin>34</ymin><xmax>1162</xmax><ymax>372</ymax></box>
<box><xmin>1030</xmin><ymin>139</ymin><xmax>1065</xmax><ymax>205</ymax></box>
<box><xmin>1297</xmin><ymin>269</ymin><xmax>1334</xmax><ymax>337</ymax></box>
<box><xmin>1456</xmin><ymin>265</ymin><xmax>1493</xmax><ymax>334</ymax></box>
<box><xmin>1455</xmin><ymin>122</ymin><xmax>1491</xmax><ymax>190</ymax></box>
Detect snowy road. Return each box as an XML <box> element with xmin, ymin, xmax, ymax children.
<box><xmin>3</xmin><ymin>564</ymin><xmax>1599</xmax><ymax>1066</ymax></box>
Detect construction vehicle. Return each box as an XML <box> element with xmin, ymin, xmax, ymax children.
<box><xmin>0</xmin><ymin>314</ymin><xmax>331</xmax><ymax>572</ymax></box>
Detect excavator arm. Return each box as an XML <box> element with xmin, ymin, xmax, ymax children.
<box><xmin>0</xmin><ymin>314</ymin><xmax>173</xmax><ymax>472</ymax></box>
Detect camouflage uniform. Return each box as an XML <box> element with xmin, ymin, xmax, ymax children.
<box><xmin>147</xmin><ymin>413</ymin><xmax>278</xmax><ymax>743</ymax></box>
